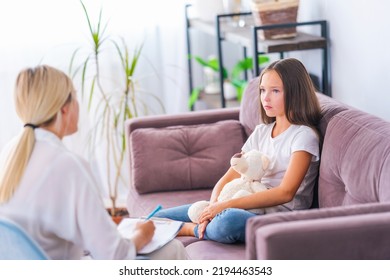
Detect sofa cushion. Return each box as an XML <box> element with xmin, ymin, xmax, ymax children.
<box><xmin>129</xmin><ymin>120</ymin><xmax>245</xmax><ymax>194</ymax></box>
<box><xmin>319</xmin><ymin>109</ymin><xmax>390</xmax><ymax>207</ymax></box>
<box><xmin>127</xmin><ymin>186</ymin><xmax>212</xmax><ymax>217</ymax></box>
<box><xmin>185</xmin><ymin>240</ymin><xmax>245</xmax><ymax>260</ymax></box>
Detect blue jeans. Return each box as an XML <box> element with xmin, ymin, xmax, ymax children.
<box><xmin>154</xmin><ymin>204</ymin><xmax>257</xmax><ymax>244</ymax></box>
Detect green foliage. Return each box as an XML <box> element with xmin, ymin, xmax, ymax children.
<box><xmin>230</xmin><ymin>55</ymin><xmax>270</xmax><ymax>102</ymax></box>
<box><xmin>188</xmin><ymin>54</ymin><xmax>269</xmax><ymax>108</ymax></box>
<box><xmin>191</xmin><ymin>55</ymin><xmax>228</xmax><ymax>79</ymax></box>
<box><xmin>188</xmin><ymin>87</ymin><xmax>202</xmax><ymax>109</ymax></box>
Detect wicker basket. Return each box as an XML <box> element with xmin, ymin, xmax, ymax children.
<box><xmin>251</xmin><ymin>0</ymin><xmax>299</xmax><ymax>39</ymax></box>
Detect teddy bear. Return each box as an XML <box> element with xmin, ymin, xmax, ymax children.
<box><xmin>187</xmin><ymin>149</ymin><xmax>270</xmax><ymax>223</ymax></box>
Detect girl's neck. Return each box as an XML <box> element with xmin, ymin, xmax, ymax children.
<box><xmin>272</xmin><ymin>117</ymin><xmax>291</xmax><ymax>138</ymax></box>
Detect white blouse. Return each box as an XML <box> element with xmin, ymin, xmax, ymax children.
<box><xmin>0</xmin><ymin>129</ymin><xmax>135</xmax><ymax>259</ymax></box>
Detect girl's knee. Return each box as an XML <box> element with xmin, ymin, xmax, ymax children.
<box><xmin>217</xmin><ymin>208</ymin><xmax>253</xmax><ymax>221</ymax></box>
<box><xmin>205</xmin><ymin>209</ymin><xmax>250</xmax><ymax>243</ymax></box>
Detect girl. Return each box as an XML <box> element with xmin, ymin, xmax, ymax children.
<box><xmin>0</xmin><ymin>65</ymin><xmax>187</xmax><ymax>259</ymax></box>
<box><xmin>155</xmin><ymin>58</ymin><xmax>322</xmax><ymax>243</ymax></box>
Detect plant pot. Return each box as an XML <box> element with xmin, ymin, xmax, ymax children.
<box><xmin>107</xmin><ymin>207</ymin><xmax>129</xmax><ymax>225</ymax></box>
<box><xmin>203</xmin><ymin>67</ymin><xmax>220</xmax><ymax>94</ymax></box>
<box><xmin>250</xmin><ymin>0</ymin><xmax>299</xmax><ymax>39</ymax></box>
<box><xmin>224</xmin><ymin>81</ymin><xmax>237</xmax><ymax>100</ymax></box>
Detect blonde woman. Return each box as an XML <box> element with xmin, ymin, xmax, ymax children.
<box><xmin>0</xmin><ymin>65</ymin><xmax>187</xmax><ymax>260</ymax></box>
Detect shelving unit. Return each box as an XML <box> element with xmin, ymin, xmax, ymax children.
<box><xmin>194</xmin><ymin>91</ymin><xmax>240</xmax><ymax>111</ymax></box>
<box><xmin>185</xmin><ymin>4</ymin><xmax>330</xmax><ymax>109</ymax></box>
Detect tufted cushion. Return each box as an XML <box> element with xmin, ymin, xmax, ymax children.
<box><xmin>129</xmin><ymin>120</ymin><xmax>246</xmax><ymax>194</ymax></box>
<box><xmin>319</xmin><ymin>109</ymin><xmax>390</xmax><ymax>208</ymax></box>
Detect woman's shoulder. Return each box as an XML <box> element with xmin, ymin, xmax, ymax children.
<box><xmin>40</xmin><ymin>147</ymin><xmax>101</xmax><ymax>196</ymax></box>
<box><xmin>33</xmin><ymin>137</ymin><xmax>93</xmax><ymax>182</ymax></box>
<box><xmin>55</xmin><ymin>149</ymin><xmax>92</xmax><ymax>176</ymax></box>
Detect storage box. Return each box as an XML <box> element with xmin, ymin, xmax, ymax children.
<box><xmin>251</xmin><ymin>0</ymin><xmax>299</xmax><ymax>39</ymax></box>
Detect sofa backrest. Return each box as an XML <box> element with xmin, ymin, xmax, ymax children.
<box><xmin>315</xmin><ymin>93</ymin><xmax>350</xmax><ymax>137</ymax></box>
<box><xmin>319</xmin><ymin>109</ymin><xmax>390</xmax><ymax>207</ymax></box>
<box><xmin>239</xmin><ymin>77</ymin><xmax>262</xmax><ymax>137</ymax></box>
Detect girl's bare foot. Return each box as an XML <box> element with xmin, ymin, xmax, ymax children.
<box><xmin>177</xmin><ymin>222</ymin><xmax>196</xmax><ymax>236</ymax></box>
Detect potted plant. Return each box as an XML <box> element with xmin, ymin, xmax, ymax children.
<box><xmin>188</xmin><ymin>54</ymin><xmax>269</xmax><ymax>109</ymax></box>
<box><xmin>69</xmin><ymin>1</ymin><xmax>164</xmax><ymax>223</ymax></box>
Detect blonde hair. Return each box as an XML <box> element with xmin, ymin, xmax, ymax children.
<box><xmin>0</xmin><ymin>65</ymin><xmax>75</xmax><ymax>203</ymax></box>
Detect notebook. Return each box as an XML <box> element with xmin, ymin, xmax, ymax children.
<box><xmin>117</xmin><ymin>218</ymin><xmax>183</xmax><ymax>254</ymax></box>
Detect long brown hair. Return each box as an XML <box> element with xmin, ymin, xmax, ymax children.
<box><xmin>259</xmin><ymin>58</ymin><xmax>321</xmax><ymax>131</ymax></box>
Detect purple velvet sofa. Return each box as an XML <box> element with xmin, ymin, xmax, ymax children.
<box><xmin>125</xmin><ymin>78</ymin><xmax>390</xmax><ymax>259</ymax></box>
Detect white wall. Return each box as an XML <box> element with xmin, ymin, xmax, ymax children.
<box><xmin>0</xmin><ymin>0</ymin><xmax>189</xmax><ymax>204</ymax></box>
<box><xmin>0</xmin><ymin>0</ymin><xmax>189</xmax><ymax>150</ymax></box>
<box><xmin>191</xmin><ymin>0</ymin><xmax>390</xmax><ymax>120</ymax></box>
<box><xmin>298</xmin><ymin>0</ymin><xmax>390</xmax><ymax>121</ymax></box>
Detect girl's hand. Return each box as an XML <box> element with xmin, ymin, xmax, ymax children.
<box><xmin>197</xmin><ymin>220</ymin><xmax>209</xmax><ymax>239</ymax></box>
<box><xmin>198</xmin><ymin>201</ymin><xmax>227</xmax><ymax>223</ymax></box>
<box><xmin>132</xmin><ymin>220</ymin><xmax>155</xmax><ymax>252</ymax></box>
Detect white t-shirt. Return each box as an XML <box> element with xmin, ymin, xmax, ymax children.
<box><xmin>242</xmin><ymin>123</ymin><xmax>320</xmax><ymax>211</ymax></box>
<box><xmin>0</xmin><ymin>129</ymin><xmax>135</xmax><ymax>259</ymax></box>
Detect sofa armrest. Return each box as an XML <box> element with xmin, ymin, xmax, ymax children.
<box><xmin>246</xmin><ymin>202</ymin><xmax>390</xmax><ymax>259</ymax></box>
<box><xmin>126</xmin><ymin>107</ymin><xmax>240</xmax><ymax>134</ymax></box>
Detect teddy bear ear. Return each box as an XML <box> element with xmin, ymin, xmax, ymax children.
<box><xmin>261</xmin><ymin>155</ymin><xmax>270</xmax><ymax>170</ymax></box>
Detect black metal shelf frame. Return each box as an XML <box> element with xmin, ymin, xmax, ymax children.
<box><xmin>185</xmin><ymin>4</ymin><xmax>331</xmax><ymax>109</ymax></box>
<box><xmin>251</xmin><ymin>20</ymin><xmax>329</xmax><ymax>95</ymax></box>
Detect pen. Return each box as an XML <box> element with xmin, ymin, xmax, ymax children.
<box><xmin>145</xmin><ymin>204</ymin><xmax>162</xmax><ymax>220</ymax></box>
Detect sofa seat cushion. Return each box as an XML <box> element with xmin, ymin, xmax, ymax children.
<box><xmin>129</xmin><ymin>120</ymin><xmax>245</xmax><ymax>194</ymax></box>
<box><xmin>319</xmin><ymin>109</ymin><xmax>390</xmax><ymax>207</ymax></box>
<box><xmin>176</xmin><ymin>236</ymin><xmax>201</xmax><ymax>247</ymax></box>
<box><xmin>127</xmin><ymin>187</ymin><xmax>212</xmax><ymax>218</ymax></box>
<box><xmin>186</xmin><ymin>240</ymin><xmax>245</xmax><ymax>260</ymax></box>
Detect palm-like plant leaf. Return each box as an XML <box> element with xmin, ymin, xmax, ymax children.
<box><xmin>72</xmin><ymin>1</ymin><xmax>164</xmax><ymax>216</ymax></box>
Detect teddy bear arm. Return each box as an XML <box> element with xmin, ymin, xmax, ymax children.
<box><xmin>250</xmin><ymin>182</ymin><xmax>269</xmax><ymax>193</ymax></box>
<box><xmin>232</xmin><ymin>189</ymin><xmax>254</xmax><ymax>199</ymax></box>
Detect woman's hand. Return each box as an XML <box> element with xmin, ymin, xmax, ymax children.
<box><xmin>131</xmin><ymin>220</ymin><xmax>155</xmax><ymax>252</ymax></box>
